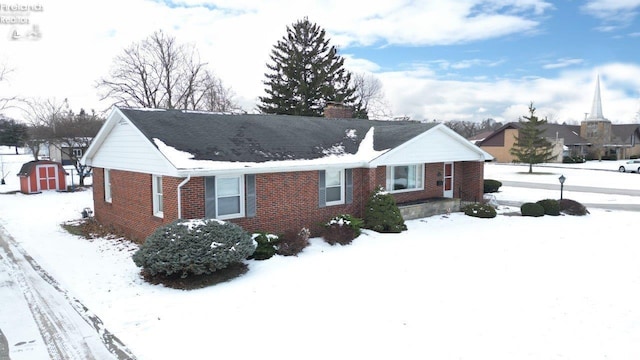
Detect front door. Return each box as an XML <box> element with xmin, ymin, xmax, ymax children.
<box><xmin>37</xmin><ymin>165</ymin><xmax>58</xmax><ymax>191</ymax></box>
<box><xmin>443</xmin><ymin>163</ymin><xmax>453</xmax><ymax>198</ymax></box>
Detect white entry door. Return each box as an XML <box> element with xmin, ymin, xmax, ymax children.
<box><xmin>443</xmin><ymin>163</ymin><xmax>453</xmax><ymax>198</ymax></box>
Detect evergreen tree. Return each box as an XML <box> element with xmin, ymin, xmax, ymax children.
<box><xmin>258</xmin><ymin>18</ymin><xmax>364</xmax><ymax>118</ymax></box>
<box><xmin>510</xmin><ymin>102</ymin><xmax>556</xmax><ymax>173</ymax></box>
<box><xmin>0</xmin><ymin>117</ymin><xmax>28</xmax><ymax>154</ymax></box>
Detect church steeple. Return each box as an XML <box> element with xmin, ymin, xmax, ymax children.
<box><xmin>587</xmin><ymin>74</ymin><xmax>607</xmax><ymax>121</ymax></box>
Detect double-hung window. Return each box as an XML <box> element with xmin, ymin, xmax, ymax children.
<box><xmin>324</xmin><ymin>169</ymin><xmax>344</xmax><ymax>205</ymax></box>
<box><xmin>152</xmin><ymin>175</ymin><xmax>163</xmax><ymax>217</ymax></box>
<box><xmin>205</xmin><ymin>176</ymin><xmax>247</xmax><ymax>220</ymax></box>
<box><xmin>386</xmin><ymin>164</ymin><xmax>424</xmax><ymax>192</ymax></box>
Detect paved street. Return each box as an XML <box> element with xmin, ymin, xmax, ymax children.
<box><xmin>0</xmin><ymin>225</ymin><xmax>135</xmax><ymax>360</ymax></box>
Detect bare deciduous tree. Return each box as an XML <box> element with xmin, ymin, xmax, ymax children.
<box><xmin>351</xmin><ymin>72</ymin><xmax>391</xmax><ymax>120</ymax></box>
<box><xmin>97</xmin><ymin>30</ymin><xmax>240</xmax><ymax>112</ymax></box>
<box><xmin>0</xmin><ymin>64</ymin><xmax>20</xmax><ymax>112</ymax></box>
<box><xmin>23</xmin><ymin>98</ymin><xmax>69</xmax><ymax>159</ymax></box>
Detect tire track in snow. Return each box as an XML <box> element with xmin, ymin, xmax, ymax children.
<box><xmin>0</xmin><ymin>224</ymin><xmax>136</xmax><ymax>359</ymax></box>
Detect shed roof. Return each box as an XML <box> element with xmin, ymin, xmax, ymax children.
<box><xmin>17</xmin><ymin>160</ymin><xmax>67</xmax><ymax>177</ymax></box>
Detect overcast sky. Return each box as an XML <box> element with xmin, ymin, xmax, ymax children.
<box><xmin>1</xmin><ymin>0</ymin><xmax>639</xmax><ymax>124</ymax></box>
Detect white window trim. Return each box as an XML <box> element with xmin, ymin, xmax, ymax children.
<box><xmin>325</xmin><ymin>169</ymin><xmax>345</xmax><ymax>206</ymax></box>
<box><xmin>152</xmin><ymin>175</ymin><xmax>163</xmax><ymax>218</ymax></box>
<box><xmin>386</xmin><ymin>164</ymin><xmax>424</xmax><ymax>194</ymax></box>
<box><xmin>216</xmin><ymin>175</ymin><xmax>245</xmax><ymax>220</ymax></box>
<box><xmin>104</xmin><ymin>168</ymin><xmax>112</xmax><ymax>203</ymax></box>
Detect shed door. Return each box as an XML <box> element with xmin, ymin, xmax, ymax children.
<box><xmin>37</xmin><ymin>165</ymin><xmax>58</xmax><ymax>191</ymax></box>
<box><xmin>443</xmin><ymin>163</ymin><xmax>453</xmax><ymax>198</ymax></box>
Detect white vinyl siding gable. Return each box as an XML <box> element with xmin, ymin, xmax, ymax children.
<box><xmin>87</xmin><ymin>112</ymin><xmax>175</xmax><ymax>175</ymax></box>
<box><xmin>370</xmin><ymin>125</ymin><xmax>491</xmax><ymax>166</ymax></box>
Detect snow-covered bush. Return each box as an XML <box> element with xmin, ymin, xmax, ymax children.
<box><xmin>520</xmin><ymin>202</ymin><xmax>545</xmax><ymax>217</ymax></box>
<box><xmin>363</xmin><ymin>187</ymin><xmax>407</xmax><ymax>233</ymax></box>
<box><xmin>462</xmin><ymin>203</ymin><xmax>497</xmax><ymax>218</ymax></box>
<box><xmin>323</xmin><ymin>214</ymin><xmax>363</xmax><ymax>245</ymax></box>
<box><xmin>132</xmin><ymin>219</ymin><xmax>255</xmax><ymax>278</ymax></box>
<box><xmin>250</xmin><ymin>232</ymin><xmax>279</xmax><ymax>260</ymax></box>
<box><xmin>277</xmin><ymin>227</ymin><xmax>310</xmax><ymax>256</ymax></box>
<box><xmin>536</xmin><ymin>199</ymin><xmax>560</xmax><ymax>216</ymax></box>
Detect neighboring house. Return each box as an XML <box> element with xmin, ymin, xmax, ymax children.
<box><xmin>81</xmin><ymin>107</ymin><xmax>493</xmax><ymax>243</ymax></box>
<box><xmin>479</xmin><ymin>122</ymin><xmax>590</xmax><ymax>163</ymax></box>
<box><xmin>37</xmin><ymin>142</ymin><xmax>86</xmax><ymax>165</ymax></box>
<box><xmin>479</xmin><ymin>76</ymin><xmax>640</xmax><ymax>162</ymax></box>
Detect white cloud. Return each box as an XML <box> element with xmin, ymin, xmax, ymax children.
<box><xmin>582</xmin><ymin>0</ymin><xmax>640</xmax><ymax>29</ymax></box>
<box><xmin>543</xmin><ymin>58</ymin><xmax>584</xmax><ymax>69</ymax></box>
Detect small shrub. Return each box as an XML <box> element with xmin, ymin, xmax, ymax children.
<box><xmin>483</xmin><ymin>179</ymin><xmax>502</xmax><ymax>193</ymax></box>
<box><xmin>536</xmin><ymin>199</ymin><xmax>560</xmax><ymax>216</ymax></box>
<box><xmin>249</xmin><ymin>232</ymin><xmax>280</xmax><ymax>260</ymax></box>
<box><xmin>558</xmin><ymin>199</ymin><xmax>589</xmax><ymax>216</ymax></box>
<box><xmin>363</xmin><ymin>187</ymin><xmax>407</xmax><ymax>233</ymax></box>
<box><xmin>563</xmin><ymin>156</ymin><xmax>585</xmax><ymax>164</ymax></box>
<box><xmin>132</xmin><ymin>219</ymin><xmax>255</xmax><ymax>278</ymax></box>
<box><xmin>323</xmin><ymin>214</ymin><xmax>363</xmax><ymax>245</ymax></box>
<box><xmin>277</xmin><ymin>227</ymin><xmax>310</xmax><ymax>256</ymax></box>
<box><xmin>521</xmin><ymin>202</ymin><xmax>545</xmax><ymax>217</ymax></box>
<box><xmin>462</xmin><ymin>203</ymin><xmax>497</xmax><ymax>218</ymax></box>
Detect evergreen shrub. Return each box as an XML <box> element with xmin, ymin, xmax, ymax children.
<box><xmin>483</xmin><ymin>179</ymin><xmax>502</xmax><ymax>193</ymax></box>
<box><xmin>536</xmin><ymin>199</ymin><xmax>560</xmax><ymax>216</ymax></box>
<box><xmin>521</xmin><ymin>202</ymin><xmax>545</xmax><ymax>217</ymax></box>
<box><xmin>363</xmin><ymin>187</ymin><xmax>407</xmax><ymax>233</ymax></box>
<box><xmin>250</xmin><ymin>232</ymin><xmax>280</xmax><ymax>260</ymax></box>
<box><xmin>558</xmin><ymin>199</ymin><xmax>589</xmax><ymax>216</ymax></box>
<box><xmin>132</xmin><ymin>219</ymin><xmax>255</xmax><ymax>278</ymax></box>
<box><xmin>462</xmin><ymin>203</ymin><xmax>497</xmax><ymax>218</ymax></box>
<box><xmin>323</xmin><ymin>214</ymin><xmax>363</xmax><ymax>245</ymax></box>
<box><xmin>277</xmin><ymin>227</ymin><xmax>310</xmax><ymax>256</ymax></box>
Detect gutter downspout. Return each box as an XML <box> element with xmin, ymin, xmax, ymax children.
<box><xmin>177</xmin><ymin>175</ymin><xmax>191</xmax><ymax>219</ymax></box>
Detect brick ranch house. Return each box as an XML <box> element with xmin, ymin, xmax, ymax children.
<box><xmin>81</xmin><ymin>107</ymin><xmax>493</xmax><ymax>243</ymax></box>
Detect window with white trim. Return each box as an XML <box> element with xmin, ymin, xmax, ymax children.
<box><xmin>216</xmin><ymin>176</ymin><xmax>244</xmax><ymax>219</ymax></box>
<box><xmin>152</xmin><ymin>175</ymin><xmax>163</xmax><ymax>217</ymax></box>
<box><xmin>325</xmin><ymin>169</ymin><xmax>344</xmax><ymax>205</ymax></box>
<box><xmin>104</xmin><ymin>169</ymin><xmax>111</xmax><ymax>203</ymax></box>
<box><xmin>386</xmin><ymin>164</ymin><xmax>424</xmax><ymax>192</ymax></box>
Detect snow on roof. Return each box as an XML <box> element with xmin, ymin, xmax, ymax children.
<box><xmin>153</xmin><ymin>127</ymin><xmax>387</xmax><ymax>172</ymax></box>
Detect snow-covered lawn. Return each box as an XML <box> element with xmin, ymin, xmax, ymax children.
<box><xmin>1</xmin><ymin>151</ymin><xmax>639</xmax><ymax>359</ymax></box>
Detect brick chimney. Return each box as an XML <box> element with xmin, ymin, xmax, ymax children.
<box><xmin>323</xmin><ymin>102</ymin><xmax>353</xmax><ymax>119</ymax></box>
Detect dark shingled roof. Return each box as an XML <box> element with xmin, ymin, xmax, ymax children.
<box><xmin>119</xmin><ymin>108</ymin><xmax>438</xmax><ymax>163</ymax></box>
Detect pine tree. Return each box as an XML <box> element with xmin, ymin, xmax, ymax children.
<box><xmin>258</xmin><ymin>18</ymin><xmax>364</xmax><ymax>118</ymax></box>
<box><xmin>510</xmin><ymin>102</ymin><xmax>556</xmax><ymax>173</ymax></box>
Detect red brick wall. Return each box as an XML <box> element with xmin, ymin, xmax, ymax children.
<box><xmin>93</xmin><ymin>168</ymin><xmax>173</xmax><ymax>243</ymax></box>
<box><xmin>92</xmin><ymin>161</ymin><xmax>485</xmax><ymax>243</ymax></box>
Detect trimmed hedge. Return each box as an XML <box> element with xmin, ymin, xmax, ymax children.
<box><xmin>132</xmin><ymin>219</ymin><xmax>255</xmax><ymax>278</ymax></box>
<box><xmin>483</xmin><ymin>179</ymin><xmax>502</xmax><ymax>193</ymax></box>
<box><xmin>558</xmin><ymin>199</ymin><xmax>589</xmax><ymax>216</ymax></box>
<box><xmin>521</xmin><ymin>202</ymin><xmax>545</xmax><ymax>217</ymax></box>
<box><xmin>462</xmin><ymin>203</ymin><xmax>497</xmax><ymax>218</ymax></box>
<box><xmin>536</xmin><ymin>199</ymin><xmax>560</xmax><ymax>216</ymax></box>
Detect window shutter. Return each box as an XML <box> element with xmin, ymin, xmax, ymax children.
<box><xmin>318</xmin><ymin>170</ymin><xmax>326</xmax><ymax>208</ymax></box>
<box><xmin>385</xmin><ymin>166</ymin><xmax>392</xmax><ymax>191</ymax></box>
<box><xmin>345</xmin><ymin>168</ymin><xmax>353</xmax><ymax>204</ymax></box>
<box><xmin>246</xmin><ymin>174</ymin><xmax>256</xmax><ymax>218</ymax></box>
<box><xmin>205</xmin><ymin>176</ymin><xmax>216</xmax><ymax>218</ymax></box>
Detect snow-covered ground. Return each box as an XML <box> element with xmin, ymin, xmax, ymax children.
<box><xmin>1</xmin><ymin>149</ymin><xmax>639</xmax><ymax>360</ymax></box>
